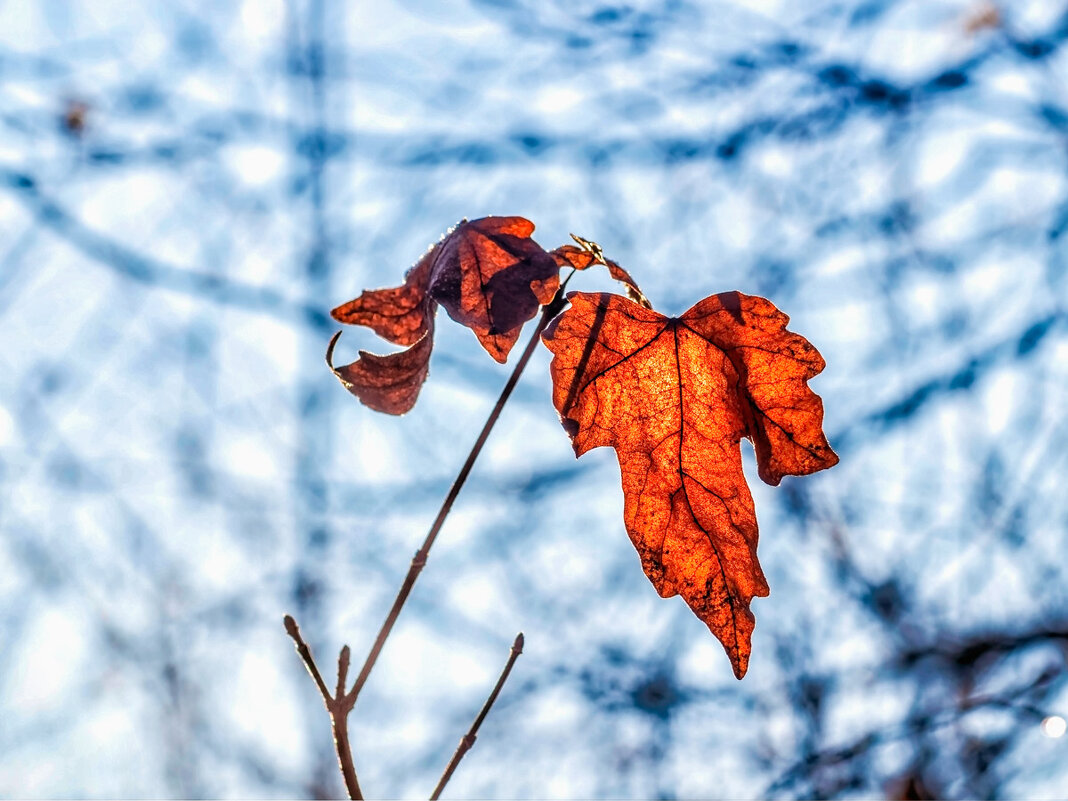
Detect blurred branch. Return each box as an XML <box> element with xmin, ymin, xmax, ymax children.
<box><xmin>833</xmin><ymin>312</ymin><xmax>1065</xmax><ymax>452</ymax></box>
<box><xmin>430</xmin><ymin>633</ymin><xmax>525</xmax><ymax>800</ymax></box>
<box><xmin>896</xmin><ymin>621</ymin><xmax>1068</xmax><ymax>672</ymax></box>
<box><xmin>0</xmin><ymin>168</ymin><xmax>326</xmax><ymax>326</ymax></box>
<box><xmin>766</xmin><ymin>621</ymin><xmax>1068</xmax><ymax>798</ymax></box>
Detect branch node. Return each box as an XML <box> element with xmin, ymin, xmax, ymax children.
<box><xmin>284</xmin><ymin>615</ymin><xmax>363</xmax><ymax>799</ymax></box>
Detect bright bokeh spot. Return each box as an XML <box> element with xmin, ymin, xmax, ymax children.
<box><xmin>228</xmin><ymin>144</ymin><xmax>285</xmax><ymax>186</ymax></box>
<box><xmin>533</xmin><ymin>85</ymin><xmax>584</xmax><ymax>116</ymax></box>
<box><xmin>1042</xmin><ymin>716</ymin><xmax>1066</xmax><ymax>739</ymax></box>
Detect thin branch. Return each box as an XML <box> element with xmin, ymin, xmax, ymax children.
<box><xmin>345</xmin><ymin>281</ymin><xmax>571</xmax><ymax>705</ymax></box>
<box><xmin>285</xmin><ymin>272</ymin><xmax>574</xmax><ymax>798</ymax></box>
<box><xmin>430</xmin><ymin>633</ymin><xmax>525</xmax><ymax>800</ymax></box>
<box><xmin>284</xmin><ymin>615</ymin><xmax>364</xmax><ymax>800</ymax></box>
<box><xmin>331</xmin><ymin>709</ymin><xmax>361</xmax><ymax>801</ymax></box>
<box><xmin>336</xmin><ymin>645</ymin><xmax>351</xmax><ymax>700</ymax></box>
<box><xmin>284</xmin><ymin>614</ymin><xmax>333</xmax><ymax>705</ymax></box>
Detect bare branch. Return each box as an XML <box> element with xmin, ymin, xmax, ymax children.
<box><xmin>345</xmin><ymin>284</ymin><xmax>569</xmax><ymax>706</ymax></box>
<box><xmin>430</xmin><ymin>633</ymin><xmax>525</xmax><ymax>800</ymax></box>
<box><xmin>283</xmin><ymin>615</ymin><xmax>364</xmax><ymax>800</ymax></box>
<box><xmin>284</xmin><ymin>614</ymin><xmax>333</xmax><ymax>707</ymax></box>
<box><xmin>284</xmin><ymin>281</ymin><xmax>570</xmax><ymax>798</ymax></box>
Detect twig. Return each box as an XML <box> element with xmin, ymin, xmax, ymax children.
<box><xmin>430</xmin><ymin>633</ymin><xmax>525</xmax><ymax>800</ymax></box>
<box><xmin>286</xmin><ymin>273</ymin><xmax>574</xmax><ymax>798</ymax></box>
<box><xmin>345</xmin><ymin>279</ymin><xmax>571</xmax><ymax>705</ymax></box>
<box><xmin>284</xmin><ymin>615</ymin><xmax>363</xmax><ymax>800</ymax></box>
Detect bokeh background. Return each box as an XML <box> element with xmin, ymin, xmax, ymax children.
<box><xmin>1</xmin><ymin>0</ymin><xmax>1066</xmax><ymax>798</ymax></box>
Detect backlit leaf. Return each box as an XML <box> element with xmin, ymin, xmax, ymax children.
<box><xmin>542</xmin><ymin>290</ymin><xmax>838</xmax><ymax>678</ymax></box>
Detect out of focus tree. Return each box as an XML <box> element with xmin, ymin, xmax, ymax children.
<box><xmin>0</xmin><ymin>0</ymin><xmax>1065</xmax><ymax>798</ymax></box>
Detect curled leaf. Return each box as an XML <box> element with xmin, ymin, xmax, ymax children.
<box><xmin>551</xmin><ymin>241</ymin><xmax>650</xmax><ymax>309</ymax></box>
<box><xmin>429</xmin><ymin>216</ymin><xmax>560</xmax><ymax>362</ymax></box>
<box><xmin>328</xmin><ymin>216</ymin><xmax>560</xmax><ymax>413</ymax></box>
<box><xmin>326</xmin><ymin>321</ymin><xmax>434</xmax><ymax>416</ymax></box>
<box><xmin>542</xmin><ymin>291</ymin><xmax>838</xmax><ymax>678</ymax></box>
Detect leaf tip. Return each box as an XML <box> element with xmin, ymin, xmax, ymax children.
<box><xmin>328</xmin><ymin>303</ymin><xmax>348</xmax><ymax>324</ymax></box>
<box><xmin>325</xmin><ymin>331</ymin><xmax>343</xmax><ymax>370</ymax></box>
<box><xmin>561</xmin><ymin>416</ymin><xmax>581</xmax><ymax>448</ymax></box>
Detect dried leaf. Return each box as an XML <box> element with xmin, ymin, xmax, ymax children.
<box><xmin>542</xmin><ymin>291</ymin><xmax>838</xmax><ymax>678</ymax></box>
<box><xmin>430</xmin><ymin>216</ymin><xmax>560</xmax><ymax>361</ymax></box>
<box><xmin>332</xmin><ymin>247</ymin><xmax>435</xmax><ymax>347</ymax></box>
<box><xmin>328</xmin><ymin>216</ymin><xmax>559</xmax><ymax>413</ymax></box>
<box><xmin>551</xmin><ymin>243</ymin><xmax>650</xmax><ymax>309</ymax></box>
<box><xmin>326</xmin><ymin>317</ymin><xmax>434</xmax><ymax>416</ymax></box>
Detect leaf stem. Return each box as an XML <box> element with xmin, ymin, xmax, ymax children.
<box><xmin>430</xmin><ymin>633</ymin><xmax>525</xmax><ymax>800</ymax></box>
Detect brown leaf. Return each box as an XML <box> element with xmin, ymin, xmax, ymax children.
<box><xmin>429</xmin><ymin>216</ymin><xmax>559</xmax><ymax>362</ymax></box>
<box><xmin>542</xmin><ymin>291</ymin><xmax>838</xmax><ymax>678</ymax></box>
<box><xmin>326</xmin><ymin>317</ymin><xmax>433</xmax><ymax>416</ymax></box>
<box><xmin>332</xmin><ymin>247</ymin><xmax>435</xmax><ymax>347</ymax></box>
<box><xmin>328</xmin><ymin>216</ymin><xmax>560</xmax><ymax>413</ymax></box>
<box><xmin>551</xmin><ymin>243</ymin><xmax>650</xmax><ymax>309</ymax></box>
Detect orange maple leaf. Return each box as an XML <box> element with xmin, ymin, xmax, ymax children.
<box><xmin>542</xmin><ymin>291</ymin><xmax>839</xmax><ymax>678</ymax></box>
<box><xmin>328</xmin><ymin>216</ymin><xmax>559</xmax><ymax>413</ymax></box>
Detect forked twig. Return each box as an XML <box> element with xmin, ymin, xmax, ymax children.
<box><xmin>284</xmin><ymin>615</ymin><xmax>363</xmax><ymax>800</ymax></box>
<box><xmin>430</xmin><ymin>633</ymin><xmax>525</xmax><ymax>800</ymax></box>
<box><xmin>285</xmin><ymin>273</ymin><xmax>575</xmax><ymax>798</ymax></box>
<box><xmin>344</xmin><ymin>277</ymin><xmax>572</xmax><ymax>706</ymax></box>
